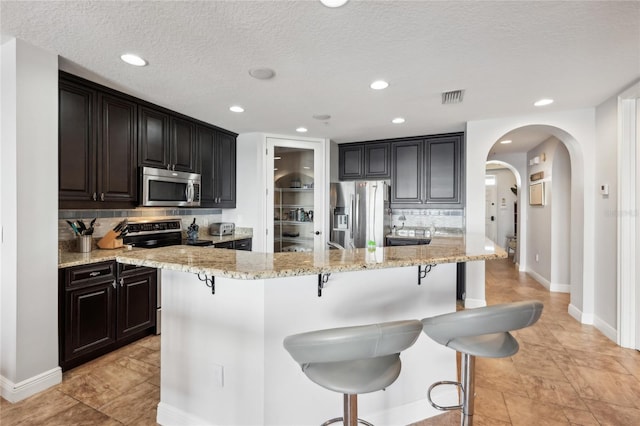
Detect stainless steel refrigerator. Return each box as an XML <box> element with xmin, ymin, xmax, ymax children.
<box><xmin>329</xmin><ymin>181</ymin><xmax>391</xmax><ymax>249</ymax></box>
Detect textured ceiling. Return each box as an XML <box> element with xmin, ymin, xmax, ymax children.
<box><xmin>2</xmin><ymin>1</ymin><xmax>639</xmax><ymax>150</ymax></box>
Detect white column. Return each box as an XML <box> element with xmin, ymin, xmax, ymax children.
<box><xmin>1</xmin><ymin>38</ymin><xmax>60</xmax><ymax>402</ymax></box>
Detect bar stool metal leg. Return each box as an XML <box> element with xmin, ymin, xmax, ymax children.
<box><xmin>460</xmin><ymin>353</ymin><xmax>475</xmax><ymax>426</ymax></box>
<box><xmin>320</xmin><ymin>394</ymin><xmax>374</xmax><ymax>426</ymax></box>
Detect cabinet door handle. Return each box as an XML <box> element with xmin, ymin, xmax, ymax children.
<box><xmin>92</xmin><ymin>192</ymin><xmax>97</xmax><ymax>201</ymax></box>
<box><xmin>172</xmin><ymin>164</ymin><xmax>176</xmax><ymax>171</ymax></box>
<box><xmin>100</xmin><ymin>193</ymin><xmax>105</xmax><ymax>202</ymax></box>
<box><xmin>119</xmin><ymin>278</ymin><xmax>124</xmax><ymax>287</ymax></box>
<box><xmin>112</xmin><ymin>280</ymin><xmax>116</xmax><ymax>289</ymax></box>
<box><xmin>89</xmin><ymin>271</ymin><xmax>100</xmax><ymax>277</ymax></box>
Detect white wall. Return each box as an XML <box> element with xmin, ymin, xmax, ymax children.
<box><xmin>594</xmin><ymin>94</ymin><xmax>620</xmax><ymax>335</ymax></box>
<box><xmin>466</xmin><ymin>109</ymin><xmax>595</xmax><ymax>321</ymax></box>
<box><xmin>223</xmin><ymin>133</ymin><xmax>267</xmax><ymax>251</ymax></box>
<box><xmin>551</xmin><ymin>142</ymin><xmax>571</xmax><ymax>291</ymax></box>
<box><xmin>1</xmin><ymin>38</ymin><xmax>60</xmax><ymax>401</ymax></box>
<box><xmin>523</xmin><ymin>137</ymin><xmax>571</xmax><ymax>292</ymax></box>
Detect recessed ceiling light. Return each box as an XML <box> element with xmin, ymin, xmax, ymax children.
<box><xmin>370</xmin><ymin>80</ymin><xmax>389</xmax><ymax>90</ymax></box>
<box><xmin>274</xmin><ymin>156</ymin><xmax>282</xmax><ymax>160</ymax></box>
<box><xmin>296</xmin><ymin>127</ymin><xmax>308</xmax><ymax>133</ymax></box>
<box><xmin>392</xmin><ymin>117</ymin><xmax>405</xmax><ymax>124</ymax></box>
<box><xmin>500</xmin><ymin>140</ymin><xmax>512</xmax><ymax>144</ymax></box>
<box><xmin>120</xmin><ymin>53</ymin><xmax>147</xmax><ymax>67</ymax></box>
<box><xmin>303</xmin><ymin>166</ymin><xmax>311</xmax><ymax>170</ymax></box>
<box><xmin>320</xmin><ymin>0</ymin><xmax>349</xmax><ymax>8</ymax></box>
<box><xmin>248</xmin><ymin>68</ymin><xmax>276</xmax><ymax>80</ymax></box>
<box><xmin>534</xmin><ymin>98</ymin><xmax>554</xmax><ymax>107</ymax></box>
<box><xmin>229</xmin><ymin>105</ymin><xmax>244</xmax><ymax>113</ymax></box>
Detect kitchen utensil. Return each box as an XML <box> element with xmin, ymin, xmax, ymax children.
<box><xmin>77</xmin><ymin>220</ymin><xmax>87</xmax><ymax>234</ymax></box>
<box><xmin>66</xmin><ymin>220</ymin><xmax>80</xmax><ymax>235</ymax></box>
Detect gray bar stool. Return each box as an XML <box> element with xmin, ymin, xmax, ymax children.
<box><xmin>421</xmin><ymin>300</ymin><xmax>543</xmax><ymax>426</ymax></box>
<box><xmin>283</xmin><ymin>320</ymin><xmax>423</xmax><ymax>426</ymax></box>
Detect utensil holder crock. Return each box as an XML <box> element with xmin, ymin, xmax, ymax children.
<box><xmin>77</xmin><ymin>235</ymin><xmax>93</xmax><ymax>253</ymax></box>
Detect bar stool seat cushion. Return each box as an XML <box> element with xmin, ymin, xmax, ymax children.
<box><xmin>284</xmin><ymin>320</ymin><xmax>422</xmax><ymax>394</ymax></box>
<box><xmin>421</xmin><ymin>301</ymin><xmax>543</xmax><ymax>358</ymax></box>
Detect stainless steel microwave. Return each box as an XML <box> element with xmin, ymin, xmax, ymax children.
<box><xmin>141</xmin><ymin>167</ymin><xmax>201</xmax><ymax>207</ymax></box>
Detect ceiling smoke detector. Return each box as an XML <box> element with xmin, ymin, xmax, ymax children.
<box><xmin>441</xmin><ymin>90</ymin><xmax>465</xmax><ymax>104</ymax></box>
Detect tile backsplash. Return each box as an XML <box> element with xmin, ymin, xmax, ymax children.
<box><xmin>59</xmin><ymin>208</ymin><xmax>222</xmax><ymax>241</ymax></box>
<box><xmin>391</xmin><ymin>209</ymin><xmax>465</xmax><ymax>236</ymax></box>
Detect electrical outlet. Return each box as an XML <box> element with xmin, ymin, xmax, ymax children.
<box><xmin>535</xmin><ymin>254</ymin><xmax>539</xmax><ymax>262</ymax></box>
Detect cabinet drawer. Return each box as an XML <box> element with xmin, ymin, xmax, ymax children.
<box><xmin>213</xmin><ymin>240</ymin><xmax>235</xmax><ymax>249</ymax></box>
<box><xmin>118</xmin><ymin>263</ymin><xmax>156</xmax><ymax>276</ymax></box>
<box><xmin>234</xmin><ymin>238</ymin><xmax>252</xmax><ymax>251</ymax></box>
<box><xmin>66</xmin><ymin>261</ymin><xmax>116</xmax><ymax>288</ymax></box>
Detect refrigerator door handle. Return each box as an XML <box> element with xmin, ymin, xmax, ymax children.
<box><xmin>354</xmin><ymin>193</ymin><xmax>360</xmax><ymax>243</ymax></box>
<box><xmin>350</xmin><ymin>194</ymin><xmax>355</xmax><ymax>239</ymax></box>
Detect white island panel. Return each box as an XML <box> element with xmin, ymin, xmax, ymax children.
<box><xmin>158</xmin><ymin>263</ymin><xmax>459</xmax><ymax>426</ymax></box>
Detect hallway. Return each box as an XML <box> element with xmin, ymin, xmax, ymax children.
<box><xmin>416</xmin><ymin>258</ymin><xmax>640</xmax><ymax>425</ymax></box>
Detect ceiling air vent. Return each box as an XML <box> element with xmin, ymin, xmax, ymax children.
<box><xmin>441</xmin><ymin>89</ymin><xmax>465</xmax><ymax>104</ymax></box>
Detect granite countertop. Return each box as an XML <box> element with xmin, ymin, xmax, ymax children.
<box><xmin>58</xmin><ymin>231</ymin><xmax>253</xmax><ymax>269</ymax></box>
<box><xmin>113</xmin><ymin>234</ymin><xmax>506</xmax><ymax>280</ymax></box>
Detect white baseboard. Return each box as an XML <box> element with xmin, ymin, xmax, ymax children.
<box><xmin>526</xmin><ymin>269</ymin><xmax>551</xmax><ymax>290</ymax></box>
<box><xmin>594</xmin><ymin>316</ymin><xmax>618</xmax><ymax>343</ymax></box>
<box><xmin>464</xmin><ymin>298</ymin><xmax>487</xmax><ymax>309</ymax></box>
<box><xmin>0</xmin><ymin>367</ymin><xmax>62</xmax><ymax>403</ymax></box>
<box><xmin>568</xmin><ymin>303</ymin><xmax>594</xmax><ymax>325</ymax></box>
<box><xmin>157</xmin><ymin>402</ymin><xmax>211</xmax><ymax>426</ymax></box>
<box><xmin>550</xmin><ymin>282</ymin><xmax>570</xmax><ymax>293</ymax></box>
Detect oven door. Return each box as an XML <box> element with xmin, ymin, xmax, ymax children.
<box><xmin>141</xmin><ymin>167</ymin><xmax>201</xmax><ymax>207</ymax></box>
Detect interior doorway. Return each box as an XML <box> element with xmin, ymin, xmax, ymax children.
<box><xmin>265</xmin><ymin>137</ymin><xmax>326</xmax><ymax>253</ymax></box>
<box><xmin>485</xmin><ymin>165</ymin><xmax>519</xmax><ymax>263</ymax></box>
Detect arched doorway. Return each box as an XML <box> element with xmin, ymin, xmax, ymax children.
<box><xmin>486</xmin><ymin>133</ymin><xmax>572</xmax><ymax>293</ymax></box>
<box><xmin>465</xmin><ymin>112</ymin><xmax>593</xmax><ymax>326</ymax></box>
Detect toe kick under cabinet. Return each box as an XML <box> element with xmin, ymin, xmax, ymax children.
<box><xmin>58</xmin><ymin>261</ymin><xmax>157</xmax><ymax>371</ymax></box>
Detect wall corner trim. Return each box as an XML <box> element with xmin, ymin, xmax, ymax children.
<box><xmin>568</xmin><ymin>303</ymin><xmax>594</xmax><ymax>325</ymax></box>
<box><xmin>0</xmin><ymin>367</ymin><xmax>62</xmax><ymax>403</ymax></box>
<box><xmin>463</xmin><ymin>297</ymin><xmax>487</xmax><ymax>309</ymax></box>
<box><xmin>157</xmin><ymin>402</ymin><xmax>210</xmax><ymax>426</ymax></box>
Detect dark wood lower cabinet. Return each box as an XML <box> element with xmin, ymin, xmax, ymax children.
<box><xmin>60</xmin><ymin>261</ymin><xmax>157</xmax><ymax>371</ymax></box>
<box><xmin>213</xmin><ymin>238</ymin><xmax>252</xmax><ymax>250</ymax></box>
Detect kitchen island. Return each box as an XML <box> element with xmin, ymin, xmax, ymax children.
<box><xmin>115</xmin><ymin>235</ymin><xmax>505</xmax><ymax>426</ymax></box>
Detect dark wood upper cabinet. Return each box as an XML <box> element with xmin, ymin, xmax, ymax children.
<box><xmin>59</xmin><ymin>77</ymin><xmax>137</xmax><ymax>208</ymax></box>
<box><xmin>59</xmin><ymin>80</ymin><xmax>96</xmax><ymax>201</ymax></box>
<box><xmin>171</xmin><ymin>117</ymin><xmax>197</xmax><ymax>173</ymax></box>
<box><xmin>138</xmin><ymin>106</ymin><xmax>170</xmax><ymax>169</ymax></box>
<box><xmin>215</xmin><ymin>131</ymin><xmax>236</xmax><ymax>207</ymax></box>
<box><xmin>198</xmin><ymin>125</ymin><xmax>216</xmax><ymax>204</ymax></box>
<box><xmin>59</xmin><ymin>71</ymin><xmax>237</xmax><ymax>208</ymax></box>
<box><xmin>198</xmin><ymin>125</ymin><xmax>236</xmax><ymax>208</ymax></box>
<box><xmin>339</xmin><ymin>144</ymin><xmax>364</xmax><ymax>180</ymax></box>
<box><xmin>364</xmin><ymin>142</ymin><xmax>391</xmax><ymax>178</ymax></box>
<box><xmin>391</xmin><ymin>140</ymin><xmax>423</xmax><ymax>205</ymax></box>
<box><xmin>339</xmin><ymin>142</ymin><xmax>390</xmax><ymax>180</ymax></box>
<box><xmin>98</xmin><ymin>94</ymin><xmax>137</xmax><ymax>203</ymax></box>
<box><xmin>424</xmin><ymin>134</ymin><xmax>463</xmax><ymax>206</ymax></box>
<box><xmin>390</xmin><ymin>133</ymin><xmax>465</xmax><ymax>208</ymax></box>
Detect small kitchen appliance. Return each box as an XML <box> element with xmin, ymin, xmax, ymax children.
<box><xmin>209</xmin><ymin>222</ymin><xmax>235</xmax><ymax>236</ymax></box>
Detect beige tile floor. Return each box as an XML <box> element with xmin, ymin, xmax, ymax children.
<box><xmin>2</xmin><ymin>258</ymin><xmax>639</xmax><ymax>425</ymax></box>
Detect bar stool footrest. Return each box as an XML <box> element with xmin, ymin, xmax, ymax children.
<box><xmin>321</xmin><ymin>417</ymin><xmax>374</xmax><ymax>426</ymax></box>
<box><xmin>427</xmin><ymin>380</ymin><xmax>464</xmax><ymax>411</ymax></box>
